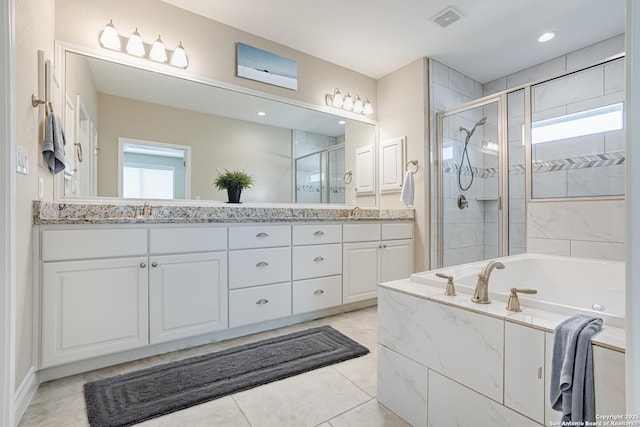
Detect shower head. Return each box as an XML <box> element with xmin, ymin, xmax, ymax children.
<box><xmin>458</xmin><ymin>117</ymin><xmax>488</xmax><ymax>138</ymax></box>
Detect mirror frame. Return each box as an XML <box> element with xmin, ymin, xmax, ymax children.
<box><xmin>53</xmin><ymin>40</ymin><xmax>379</xmax><ymax>207</ymax></box>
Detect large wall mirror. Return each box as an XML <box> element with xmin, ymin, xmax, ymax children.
<box><xmin>57</xmin><ymin>43</ymin><xmax>377</xmax><ymax>206</ymax></box>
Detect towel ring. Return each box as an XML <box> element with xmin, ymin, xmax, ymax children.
<box><xmin>406</xmin><ymin>160</ymin><xmax>418</xmax><ymax>174</ymax></box>
<box><xmin>75</xmin><ymin>143</ymin><xmax>83</xmax><ymax>163</ymax></box>
<box><xmin>344</xmin><ymin>171</ymin><xmax>353</xmax><ymax>184</ymax></box>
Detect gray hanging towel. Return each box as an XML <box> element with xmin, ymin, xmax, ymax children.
<box><xmin>550</xmin><ymin>313</ymin><xmax>603</xmax><ymax>423</ymax></box>
<box><xmin>42</xmin><ymin>112</ymin><xmax>66</xmax><ymax>174</ymax></box>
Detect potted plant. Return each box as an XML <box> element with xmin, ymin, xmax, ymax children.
<box><xmin>213</xmin><ymin>168</ymin><xmax>255</xmax><ymax>203</ymax></box>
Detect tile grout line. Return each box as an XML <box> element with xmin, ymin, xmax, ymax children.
<box><xmin>330</xmin><ymin>359</ymin><xmax>377</xmax><ymax>399</ymax></box>
<box><xmin>231</xmin><ymin>394</ymin><xmax>255</xmax><ymax>427</ymax></box>
<box><xmin>315</xmin><ymin>396</ymin><xmax>377</xmax><ymax>427</ymax></box>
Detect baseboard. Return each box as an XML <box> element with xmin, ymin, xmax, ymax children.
<box><xmin>14</xmin><ymin>367</ymin><xmax>38</xmax><ymax>423</ymax></box>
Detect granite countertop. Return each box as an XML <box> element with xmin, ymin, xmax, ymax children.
<box><xmin>32</xmin><ymin>201</ymin><xmax>415</xmax><ymax>225</ymax></box>
<box><xmin>379</xmin><ymin>278</ymin><xmax>626</xmax><ymax>353</ymax></box>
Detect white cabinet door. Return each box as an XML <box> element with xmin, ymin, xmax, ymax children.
<box><xmin>355</xmin><ymin>144</ymin><xmax>375</xmax><ymax>194</ymax></box>
<box><xmin>379</xmin><ymin>137</ymin><xmax>405</xmax><ymax>193</ymax></box>
<box><xmin>342</xmin><ymin>241</ymin><xmax>380</xmax><ymax>304</ymax></box>
<box><xmin>380</xmin><ymin>239</ymin><xmax>413</xmax><ymax>283</ymax></box>
<box><xmin>504</xmin><ymin>322</ymin><xmax>545</xmax><ymax>423</ymax></box>
<box><xmin>149</xmin><ymin>252</ymin><xmax>228</xmax><ymax>344</ymax></box>
<box><xmin>41</xmin><ymin>257</ymin><xmax>149</xmax><ymax>368</ymax></box>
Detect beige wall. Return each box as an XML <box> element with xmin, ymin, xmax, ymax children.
<box><xmin>54</xmin><ymin>0</ymin><xmax>377</xmax><ymax>118</ymax></box>
<box><xmin>98</xmin><ymin>94</ymin><xmax>293</xmax><ymax>202</ymax></box>
<box><xmin>14</xmin><ymin>0</ymin><xmax>55</xmax><ymax>389</ymax></box>
<box><xmin>65</xmin><ymin>53</ymin><xmax>98</xmax><ymax>126</ymax></box>
<box><xmin>378</xmin><ymin>58</ymin><xmax>429</xmax><ymax>271</ymax></box>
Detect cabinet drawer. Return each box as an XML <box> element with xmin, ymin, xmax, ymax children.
<box><xmin>229</xmin><ymin>247</ymin><xmax>291</xmax><ymax>289</ymax></box>
<box><xmin>381</xmin><ymin>223</ymin><xmax>413</xmax><ymax>240</ymax></box>
<box><xmin>149</xmin><ymin>227</ymin><xmax>227</xmax><ymax>254</ymax></box>
<box><xmin>229</xmin><ymin>282</ymin><xmax>292</xmax><ymax>328</ymax></box>
<box><xmin>41</xmin><ymin>228</ymin><xmax>147</xmax><ymax>261</ymax></box>
<box><xmin>342</xmin><ymin>223</ymin><xmax>381</xmax><ymax>242</ymax></box>
<box><xmin>292</xmin><ymin>224</ymin><xmax>341</xmax><ymax>245</ymax></box>
<box><xmin>293</xmin><ymin>276</ymin><xmax>342</xmax><ymax>315</ymax></box>
<box><xmin>292</xmin><ymin>243</ymin><xmax>342</xmax><ymax>280</ymax></box>
<box><xmin>229</xmin><ymin>225</ymin><xmax>291</xmax><ymax>249</ymax></box>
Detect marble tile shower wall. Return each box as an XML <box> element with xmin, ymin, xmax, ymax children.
<box><xmin>484</xmin><ymin>34</ymin><xmax>626</xmax><ymax>261</ymax></box>
<box><xmin>429</xmin><ymin>60</ymin><xmax>486</xmax><ymax>266</ymax></box>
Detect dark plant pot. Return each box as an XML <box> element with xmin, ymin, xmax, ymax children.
<box><xmin>227</xmin><ymin>188</ymin><xmax>242</xmax><ymax>203</ymax></box>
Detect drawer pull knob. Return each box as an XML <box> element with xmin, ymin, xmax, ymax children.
<box><xmin>140</xmin><ymin>262</ymin><xmax>146</xmax><ymax>268</ymax></box>
<box><xmin>256</xmin><ymin>298</ymin><xmax>269</xmax><ymax>305</ymax></box>
<box><xmin>256</xmin><ymin>261</ymin><xmax>269</xmax><ymax>268</ymax></box>
<box><xmin>314</xmin><ymin>289</ymin><xmax>324</xmax><ymax>295</ymax></box>
<box><xmin>313</xmin><ymin>231</ymin><xmax>325</xmax><ymax>236</ymax></box>
<box><xmin>314</xmin><ymin>256</ymin><xmax>324</xmax><ymax>262</ymax></box>
<box><xmin>256</xmin><ymin>232</ymin><xmax>269</xmax><ymax>239</ymax></box>
<box><xmin>151</xmin><ymin>262</ymin><xmax>158</xmax><ymax>268</ymax></box>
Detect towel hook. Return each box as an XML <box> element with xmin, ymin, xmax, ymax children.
<box><xmin>31</xmin><ymin>94</ymin><xmax>46</xmax><ymax>108</ymax></box>
<box><xmin>406</xmin><ymin>160</ymin><xmax>418</xmax><ymax>175</ymax></box>
<box><xmin>344</xmin><ymin>171</ymin><xmax>353</xmax><ymax>184</ymax></box>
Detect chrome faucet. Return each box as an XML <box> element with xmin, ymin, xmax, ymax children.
<box><xmin>471</xmin><ymin>260</ymin><xmax>505</xmax><ymax>304</ymax></box>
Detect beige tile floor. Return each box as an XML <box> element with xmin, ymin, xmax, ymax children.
<box><xmin>19</xmin><ymin>306</ymin><xmax>410</xmax><ymax>427</ymax></box>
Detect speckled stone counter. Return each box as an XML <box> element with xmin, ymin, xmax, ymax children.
<box><xmin>32</xmin><ymin>201</ymin><xmax>414</xmax><ymax>225</ymax></box>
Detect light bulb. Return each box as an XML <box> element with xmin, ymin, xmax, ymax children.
<box><xmin>99</xmin><ymin>20</ymin><xmax>121</xmax><ymax>51</ymax></box>
<box><xmin>363</xmin><ymin>99</ymin><xmax>373</xmax><ymax>115</ymax></box>
<box><xmin>126</xmin><ymin>28</ymin><xmax>145</xmax><ymax>56</ymax></box>
<box><xmin>332</xmin><ymin>88</ymin><xmax>344</xmax><ymax>108</ymax></box>
<box><xmin>170</xmin><ymin>41</ymin><xmax>189</xmax><ymax>68</ymax></box>
<box><xmin>149</xmin><ymin>35</ymin><xmax>167</xmax><ymax>62</ymax></box>
<box><xmin>352</xmin><ymin>96</ymin><xmax>364</xmax><ymax>114</ymax></box>
<box><xmin>342</xmin><ymin>92</ymin><xmax>354</xmax><ymax>110</ymax></box>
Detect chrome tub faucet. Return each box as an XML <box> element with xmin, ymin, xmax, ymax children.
<box><xmin>471</xmin><ymin>260</ymin><xmax>505</xmax><ymax>304</ymax></box>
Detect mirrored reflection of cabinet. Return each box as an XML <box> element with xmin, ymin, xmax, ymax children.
<box><xmin>355</xmin><ymin>144</ymin><xmax>375</xmax><ymax>194</ymax></box>
<box><xmin>379</xmin><ymin>137</ymin><xmax>405</xmax><ymax>193</ymax></box>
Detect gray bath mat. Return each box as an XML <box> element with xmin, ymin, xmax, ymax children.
<box><xmin>83</xmin><ymin>325</ymin><xmax>369</xmax><ymax>427</ymax></box>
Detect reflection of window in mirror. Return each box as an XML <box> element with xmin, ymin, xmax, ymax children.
<box><xmin>118</xmin><ymin>138</ymin><xmax>191</xmax><ymax>200</ymax></box>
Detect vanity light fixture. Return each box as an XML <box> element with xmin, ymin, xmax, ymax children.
<box><xmin>125</xmin><ymin>28</ymin><xmax>145</xmax><ymax>57</ymax></box>
<box><xmin>99</xmin><ymin>19</ymin><xmax>121</xmax><ymax>51</ymax></box>
<box><xmin>149</xmin><ymin>35</ymin><xmax>168</xmax><ymax>63</ymax></box>
<box><xmin>325</xmin><ymin>88</ymin><xmax>373</xmax><ymax>115</ymax></box>
<box><xmin>98</xmin><ymin>20</ymin><xmax>189</xmax><ymax>69</ymax></box>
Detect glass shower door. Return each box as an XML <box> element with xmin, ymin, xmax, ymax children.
<box><xmin>438</xmin><ymin>99</ymin><xmax>502</xmax><ymax>267</ymax></box>
<box><xmin>295</xmin><ymin>153</ymin><xmax>323</xmax><ymax>203</ymax></box>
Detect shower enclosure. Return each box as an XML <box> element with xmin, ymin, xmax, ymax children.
<box><xmin>293</xmin><ymin>129</ymin><xmax>346</xmax><ymax>204</ymax></box>
<box><xmin>435</xmin><ymin>94</ymin><xmax>526</xmax><ymax>268</ymax></box>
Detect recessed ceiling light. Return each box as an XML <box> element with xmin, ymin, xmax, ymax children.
<box><xmin>338</xmin><ymin>120</ymin><xmax>346</xmax><ymax>125</ymax></box>
<box><xmin>257</xmin><ymin>111</ymin><xmax>266</xmax><ymax>116</ymax></box>
<box><xmin>538</xmin><ymin>32</ymin><xmax>556</xmax><ymax>43</ymax></box>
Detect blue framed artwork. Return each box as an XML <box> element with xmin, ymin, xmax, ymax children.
<box><xmin>237</xmin><ymin>42</ymin><xmax>298</xmax><ymax>90</ymax></box>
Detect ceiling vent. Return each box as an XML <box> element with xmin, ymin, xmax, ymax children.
<box><xmin>431</xmin><ymin>6</ymin><xmax>464</xmax><ymax>28</ymax></box>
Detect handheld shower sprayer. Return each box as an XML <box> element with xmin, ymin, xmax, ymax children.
<box><xmin>457</xmin><ymin>116</ymin><xmax>487</xmax><ymax>191</ymax></box>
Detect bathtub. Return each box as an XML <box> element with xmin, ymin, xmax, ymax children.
<box><xmin>410</xmin><ymin>253</ymin><xmax>625</xmax><ymax>327</ymax></box>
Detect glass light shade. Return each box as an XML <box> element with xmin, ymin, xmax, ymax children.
<box><xmin>363</xmin><ymin>99</ymin><xmax>373</xmax><ymax>115</ymax></box>
<box><xmin>352</xmin><ymin>96</ymin><xmax>364</xmax><ymax>114</ymax></box>
<box><xmin>149</xmin><ymin>35</ymin><xmax>168</xmax><ymax>62</ymax></box>
<box><xmin>331</xmin><ymin>88</ymin><xmax>344</xmax><ymax>108</ymax></box>
<box><xmin>170</xmin><ymin>42</ymin><xmax>189</xmax><ymax>68</ymax></box>
<box><xmin>99</xmin><ymin>20</ymin><xmax>121</xmax><ymax>51</ymax></box>
<box><xmin>342</xmin><ymin>92</ymin><xmax>354</xmax><ymax>110</ymax></box>
<box><xmin>126</xmin><ymin>28</ymin><xmax>145</xmax><ymax>56</ymax></box>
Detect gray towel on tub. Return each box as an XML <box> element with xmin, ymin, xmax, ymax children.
<box><xmin>42</xmin><ymin>113</ymin><xmax>66</xmax><ymax>174</ymax></box>
<box><xmin>550</xmin><ymin>314</ymin><xmax>603</xmax><ymax>423</ymax></box>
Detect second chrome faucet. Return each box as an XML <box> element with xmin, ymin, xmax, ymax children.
<box><xmin>471</xmin><ymin>260</ymin><xmax>505</xmax><ymax>304</ymax></box>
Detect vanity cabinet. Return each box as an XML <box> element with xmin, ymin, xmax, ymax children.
<box><xmin>504</xmin><ymin>322</ymin><xmax>545</xmax><ymax>423</ymax></box>
<box><xmin>342</xmin><ymin>223</ymin><xmax>413</xmax><ymax>304</ymax></box>
<box><xmin>41</xmin><ymin>228</ymin><xmax>149</xmax><ymax>367</ymax></box>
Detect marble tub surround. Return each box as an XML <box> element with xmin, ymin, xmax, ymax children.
<box><xmin>32</xmin><ymin>201</ymin><xmax>414</xmax><ymax>225</ymax></box>
<box><xmin>378</xmin><ymin>277</ymin><xmax>625</xmax><ymax>352</ymax></box>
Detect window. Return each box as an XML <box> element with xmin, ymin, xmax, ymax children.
<box><xmin>528</xmin><ymin>103</ymin><xmax>624</xmax><ymax>145</ymax></box>
<box><xmin>123</xmin><ymin>165</ymin><xmax>175</xmax><ymax>199</ymax></box>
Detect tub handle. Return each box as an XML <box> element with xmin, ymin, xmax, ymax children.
<box><xmin>435</xmin><ymin>272</ymin><xmax>456</xmax><ymax>296</ymax></box>
<box><xmin>506</xmin><ymin>288</ymin><xmax>538</xmax><ymax>312</ymax></box>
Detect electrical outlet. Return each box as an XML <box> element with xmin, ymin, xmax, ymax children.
<box><xmin>17</xmin><ymin>146</ymin><xmax>29</xmax><ymax>175</ymax></box>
